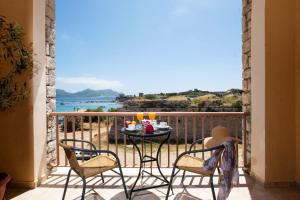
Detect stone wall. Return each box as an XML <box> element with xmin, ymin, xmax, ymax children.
<box><xmin>121</xmin><ymin>100</ymin><xmax>242</xmax><ymax>112</ymax></box>
<box><xmin>112</xmin><ymin>101</ymin><xmax>243</xmax><ymax>143</ymax></box>
<box><xmin>45</xmin><ymin>0</ymin><xmax>56</xmax><ymax>172</ymax></box>
<box><xmin>242</xmin><ymin>0</ymin><xmax>252</xmax><ymax>168</ymax></box>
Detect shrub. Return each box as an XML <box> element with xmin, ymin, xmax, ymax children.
<box><xmin>144</xmin><ymin>94</ymin><xmax>158</xmax><ymax>100</ymax></box>
<box><xmin>61</xmin><ymin>117</ymin><xmax>81</xmax><ymax>132</ymax></box>
<box><xmin>84</xmin><ymin>106</ymin><xmax>104</xmax><ymax>122</ymax></box>
<box><xmin>108</xmin><ymin>107</ymin><xmax>118</xmax><ymax>112</ymax></box>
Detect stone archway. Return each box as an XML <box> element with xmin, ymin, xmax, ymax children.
<box><xmin>44</xmin><ymin>0</ymin><xmax>253</xmax><ymax>171</ymax></box>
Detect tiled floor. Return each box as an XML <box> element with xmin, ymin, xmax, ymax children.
<box><xmin>6</xmin><ymin>167</ymin><xmax>300</xmax><ymax>200</ymax></box>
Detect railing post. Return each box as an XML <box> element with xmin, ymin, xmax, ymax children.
<box><xmin>72</xmin><ymin>116</ymin><xmax>76</xmax><ymax>147</ymax></box>
<box><xmin>123</xmin><ymin>116</ymin><xmax>127</xmax><ymax>167</ymax></box>
<box><xmin>167</xmin><ymin>116</ymin><xmax>171</xmax><ymax>168</ymax></box>
<box><xmin>193</xmin><ymin>116</ymin><xmax>196</xmax><ymax>156</ymax></box>
<box><xmin>115</xmin><ymin>116</ymin><xmax>118</xmax><ymax>158</ymax></box>
<box><xmin>176</xmin><ymin>116</ymin><xmax>179</xmax><ymax>158</ymax></box>
<box><xmin>63</xmin><ymin>115</ymin><xmax>67</xmax><ymax>166</ymax></box>
<box><xmin>98</xmin><ymin>116</ymin><xmax>101</xmax><ymax>150</ymax></box>
<box><xmin>56</xmin><ymin>116</ymin><xmax>60</xmax><ymax>166</ymax></box>
<box><xmin>89</xmin><ymin>116</ymin><xmax>92</xmax><ymax>158</ymax></box>
<box><xmin>106</xmin><ymin>116</ymin><xmax>110</xmax><ymax>153</ymax></box>
<box><xmin>201</xmin><ymin>116</ymin><xmax>205</xmax><ymax>159</ymax></box>
<box><xmin>184</xmin><ymin>116</ymin><xmax>188</xmax><ymax>152</ymax></box>
<box><xmin>243</xmin><ymin>113</ymin><xmax>248</xmax><ymax>169</ymax></box>
<box><xmin>81</xmin><ymin>116</ymin><xmax>84</xmax><ymax>162</ymax></box>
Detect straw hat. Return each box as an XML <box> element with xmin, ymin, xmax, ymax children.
<box><xmin>204</xmin><ymin>126</ymin><xmax>241</xmax><ymax>148</ymax></box>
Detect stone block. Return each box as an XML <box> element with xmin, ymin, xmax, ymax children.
<box><xmin>242</xmin><ymin>92</ymin><xmax>251</xmax><ymax>105</ymax></box>
<box><xmin>242</xmin><ymin>17</ymin><xmax>248</xmax><ymax>32</ymax></box>
<box><xmin>47</xmin><ymin>74</ymin><xmax>56</xmax><ymax>86</ymax></box>
<box><xmin>47</xmin><ymin>86</ymin><xmax>56</xmax><ymax>98</ymax></box>
<box><xmin>247</xmin><ymin>24</ymin><xmax>251</xmax><ymax>36</ymax></box>
<box><xmin>51</xmin><ymin>20</ymin><xmax>56</xmax><ymax>29</ymax></box>
<box><xmin>47</xmin><ymin>98</ymin><xmax>56</xmax><ymax>111</ymax></box>
<box><xmin>243</xmin><ymin>79</ymin><xmax>248</xmax><ymax>91</ymax></box>
<box><xmin>242</xmin><ymin>31</ymin><xmax>248</xmax><ymax>42</ymax></box>
<box><xmin>48</xmin><ymin>69</ymin><xmax>56</xmax><ymax>77</ymax></box>
<box><xmin>47</xmin><ymin>142</ymin><xmax>56</xmax><ymax>154</ymax></box>
<box><xmin>46</xmin><ymin>57</ymin><xmax>55</xmax><ymax>70</ymax></box>
<box><xmin>243</xmin><ymin>39</ymin><xmax>251</xmax><ymax>53</ymax></box>
<box><xmin>247</xmin><ymin>11</ymin><xmax>252</xmax><ymax>22</ymax></box>
<box><xmin>47</xmin><ymin>129</ymin><xmax>56</xmax><ymax>142</ymax></box>
<box><xmin>242</xmin><ymin>54</ymin><xmax>249</xmax><ymax>69</ymax></box>
<box><xmin>46</xmin><ymin>43</ymin><xmax>50</xmax><ymax>56</ymax></box>
<box><xmin>242</xmin><ymin>105</ymin><xmax>251</xmax><ymax>113</ymax></box>
<box><xmin>247</xmin><ymin>79</ymin><xmax>251</xmax><ymax>91</ymax></box>
<box><xmin>49</xmin><ymin>44</ymin><xmax>55</xmax><ymax>57</ymax></box>
<box><xmin>46</xmin><ymin>28</ymin><xmax>55</xmax><ymax>44</ymax></box>
<box><xmin>247</xmin><ymin>54</ymin><xmax>251</xmax><ymax>67</ymax></box>
<box><xmin>46</xmin><ymin>5</ymin><xmax>55</xmax><ymax>20</ymax></box>
<box><xmin>47</xmin><ymin>0</ymin><xmax>55</xmax><ymax>9</ymax></box>
<box><xmin>243</xmin><ymin>68</ymin><xmax>251</xmax><ymax>79</ymax></box>
<box><xmin>46</xmin><ymin>17</ymin><xmax>51</xmax><ymax>28</ymax></box>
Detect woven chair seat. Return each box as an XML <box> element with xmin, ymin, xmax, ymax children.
<box><xmin>79</xmin><ymin>155</ymin><xmax>117</xmax><ymax>178</ymax></box>
<box><xmin>176</xmin><ymin>155</ymin><xmax>212</xmax><ymax>176</ymax></box>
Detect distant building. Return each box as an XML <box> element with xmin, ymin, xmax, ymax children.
<box><xmin>139</xmin><ymin>93</ymin><xmax>144</xmax><ymax>97</ymax></box>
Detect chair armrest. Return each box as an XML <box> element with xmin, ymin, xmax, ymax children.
<box><xmin>189</xmin><ymin>138</ymin><xmax>203</xmax><ymax>152</ymax></box>
<box><xmin>174</xmin><ymin>144</ymin><xmax>224</xmax><ymax>167</ymax></box>
<box><xmin>70</xmin><ymin>147</ymin><xmax>122</xmax><ymax>165</ymax></box>
<box><xmin>60</xmin><ymin>139</ymin><xmax>97</xmax><ymax>151</ymax></box>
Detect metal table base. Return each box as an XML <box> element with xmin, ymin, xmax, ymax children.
<box><xmin>124</xmin><ymin>130</ymin><xmax>171</xmax><ymax>199</ymax></box>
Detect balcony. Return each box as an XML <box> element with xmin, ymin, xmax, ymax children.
<box><xmin>49</xmin><ymin>112</ymin><xmax>248</xmax><ymax>168</ymax></box>
<box><xmin>6</xmin><ymin>112</ymin><xmax>300</xmax><ymax>200</ymax></box>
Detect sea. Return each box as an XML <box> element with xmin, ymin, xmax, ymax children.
<box><xmin>56</xmin><ymin>96</ymin><xmax>123</xmax><ymax>112</ymax></box>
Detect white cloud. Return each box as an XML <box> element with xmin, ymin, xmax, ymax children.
<box><xmin>57</xmin><ymin>76</ymin><xmax>124</xmax><ymax>90</ymax></box>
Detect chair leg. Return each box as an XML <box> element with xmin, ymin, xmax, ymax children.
<box><xmin>101</xmin><ymin>173</ymin><xmax>104</xmax><ymax>183</ymax></box>
<box><xmin>165</xmin><ymin>166</ymin><xmax>176</xmax><ymax>200</ymax></box>
<box><xmin>62</xmin><ymin>169</ymin><xmax>72</xmax><ymax>200</ymax></box>
<box><xmin>117</xmin><ymin>165</ymin><xmax>129</xmax><ymax>199</ymax></box>
<box><xmin>181</xmin><ymin>170</ymin><xmax>186</xmax><ymax>183</ymax></box>
<box><xmin>210</xmin><ymin>175</ymin><xmax>216</xmax><ymax>200</ymax></box>
<box><xmin>81</xmin><ymin>177</ymin><xmax>86</xmax><ymax>200</ymax></box>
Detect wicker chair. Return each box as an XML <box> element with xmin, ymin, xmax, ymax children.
<box><xmin>59</xmin><ymin>139</ymin><xmax>128</xmax><ymax>200</ymax></box>
<box><xmin>165</xmin><ymin>126</ymin><xmax>238</xmax><ymax>200</ymax></box>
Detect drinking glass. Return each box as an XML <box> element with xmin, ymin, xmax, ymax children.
<box><xmin>149</xmin><ymin>112</ymin><xmax>156</xmax><ymax>120</ymax></box>
<box><xmin>136</xmin><ymin>113</ymin><xmax>144</xmax><ymax>122</ymax></box>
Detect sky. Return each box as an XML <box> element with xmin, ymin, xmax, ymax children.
<box><xmin>56</xmin><ymin>0</ymin><xmax>242</xmax><ymax>95</ymax></box>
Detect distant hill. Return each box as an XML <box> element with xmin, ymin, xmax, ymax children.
<box><xmin>57</xmin><ymin>89</ymin><xmax>121</xmax><ymax>98</ymax></box>
<box><xmin>119</xmin><ymin>88</ymin><xmax>243</xmax><ymax>111</ymax></box>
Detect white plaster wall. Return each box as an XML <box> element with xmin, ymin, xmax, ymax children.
<box><xmin>250</xmin><ymin>0</ymin><xmax>266</xmax><ymax>182</ymax></box>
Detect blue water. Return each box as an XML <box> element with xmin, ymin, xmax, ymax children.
<box><xmin>56</xmin><ymin>97</ymin><xmax>123</xmax><ymax>112</ymax></box>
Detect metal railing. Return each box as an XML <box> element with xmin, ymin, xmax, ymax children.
<box><xmin>50</xmin><ymin>112</ymin><xmax>248</xmax><ymax>168</ymax></box>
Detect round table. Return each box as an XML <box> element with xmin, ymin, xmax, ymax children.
<box><xmin>122</xmin><ymin>128</ymin><xmax>172</xmax><ymax>199</ymax></box>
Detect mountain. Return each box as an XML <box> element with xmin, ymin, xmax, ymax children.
<box><xmin>56</xmin><ymin>89</ymin><xmax>121</xmax><ymax>98</ymax></box>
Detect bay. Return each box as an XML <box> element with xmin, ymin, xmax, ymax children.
<box><xmin>56</xmin><ymin>96</ymin><xmax>123</xmax><ymax>112</ymax></box>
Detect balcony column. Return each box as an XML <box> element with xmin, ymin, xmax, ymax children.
<box><xmin>251</xmin><ymin>0</ymin><xmax>299</xmax><ymax>185</ymax></box>
<box><xmin>0</xmin><ymin>0</ymin><xmax>47</xmax><ymax>188</ymax></box>
<box><xmin>250</xmin><ymin>0</ymin><xmax>266</xmax><ymax>183</ymax></box>
<box><xmin>32</xmin><ymin>0</ymin><xmax>47</xmax><ymax>186</ymax></box>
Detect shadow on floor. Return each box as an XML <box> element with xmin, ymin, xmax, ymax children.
<box><xmin>6</xmin><ymin>168</ymin><xmax>300</xmax><ymax>200</ymax></box>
